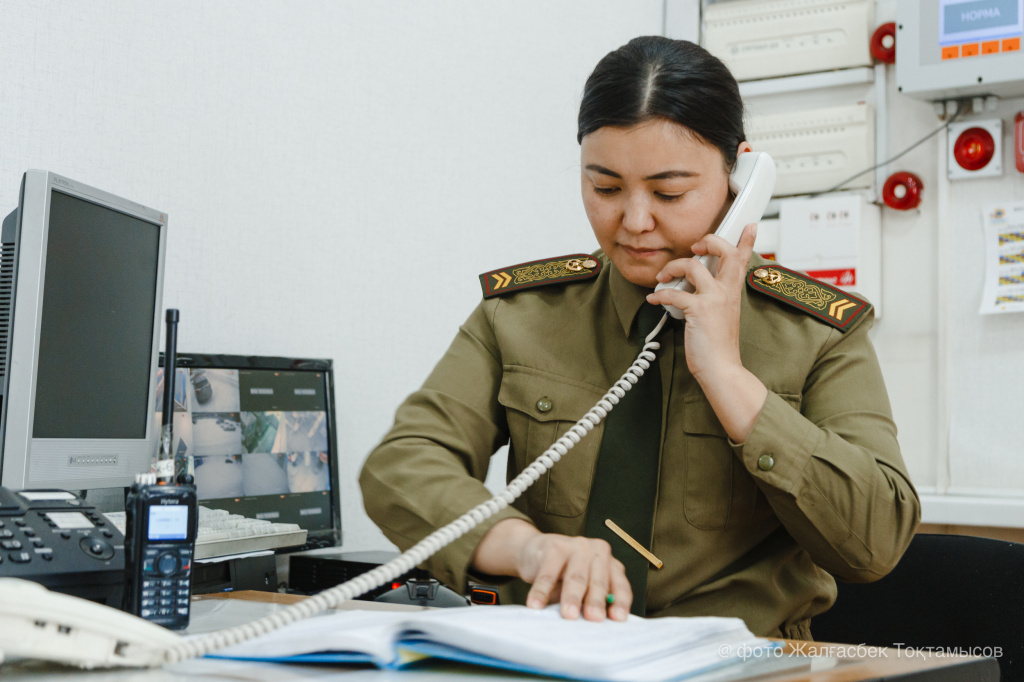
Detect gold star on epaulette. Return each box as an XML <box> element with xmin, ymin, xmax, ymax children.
<box><xmin>748</xmin><ymin>264</ymin><xmax>870</xmax><ymax>332</ymax></box>
<box><xmin>479</xmin><ymin>254</ymin><xmax>601</xmax><ymax>299</ymax></box>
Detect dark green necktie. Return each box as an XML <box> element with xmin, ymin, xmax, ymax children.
<box><xmin>583</xmin><ymin>303</ymin><xmax>663</xmax><ymax>616</ymax></box>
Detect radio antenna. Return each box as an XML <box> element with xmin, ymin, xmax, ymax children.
<box><xmin>157</xmin><ymin>309</ymin><xmax>179</xmax><ymax>484</ymax></box>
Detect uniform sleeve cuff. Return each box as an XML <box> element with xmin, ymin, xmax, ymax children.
<box><xmin>730</xmin><ymin>391</ymin><xmax>819</xmax><ymax>495</ymax></box>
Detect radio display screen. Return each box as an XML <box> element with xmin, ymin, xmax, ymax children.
<box><xmin>147</xmin><ymin>504</ymin><xmax>189</xmax><ymax>541</ymax></box>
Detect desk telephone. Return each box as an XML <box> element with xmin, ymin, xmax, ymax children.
<box><xmin>0</xmin><ymin>487</ymin><xmax>126</xmax><ymax>604</ymax></box>
<box><xmin>0</xmin><ymin>152</ymin><xmax>777</xmax><ymax>670</ymax></box>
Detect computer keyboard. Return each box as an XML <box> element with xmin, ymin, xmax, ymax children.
<box><xmin>105</xmin><ymin>507</ymin><xmax>307</xmax><ymax>560</ymax></box>
<box><xmin>194</xmin><ymin>507</ymin><xmax>307</xmax><ymax>558</ymax></box>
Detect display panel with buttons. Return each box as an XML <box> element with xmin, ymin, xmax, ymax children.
<box><xmin>0</xmin><ymin>487</ymin><xmax>125</xmax><ymax>605</ymax></box>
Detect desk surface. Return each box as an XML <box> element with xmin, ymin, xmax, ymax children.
<box><xmin>0</xmin><ymin>591</ymin><xmax>999</xmax><ymax>682</ymax></box>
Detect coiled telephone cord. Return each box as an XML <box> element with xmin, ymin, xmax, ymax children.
<box><xmin>163</xmin><ymin>315</ymin><xmax>668</xmax><ymax>665</ymax></box>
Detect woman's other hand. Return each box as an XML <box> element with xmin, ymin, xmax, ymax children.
<box><xmin>470</xmin><ymin>518</ymin><xmax>631</xmax><ymax>622</ymax></box>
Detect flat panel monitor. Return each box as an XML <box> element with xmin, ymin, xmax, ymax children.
<box><xmin>157</xmin><ymin>353</ymin><xmax>341</xmax><ymax>550</ymax></box>
<box><xmin>0</xmin><ymin>171</ymin><xmax>167</xmax><ymax>490</ymax></box>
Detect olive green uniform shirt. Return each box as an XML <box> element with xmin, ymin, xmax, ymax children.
<box><xmin>360</xmin><ymin>252</ymin><xmax>921</xmax><ymax>639</ymax></box>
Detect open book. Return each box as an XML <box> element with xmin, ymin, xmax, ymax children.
<box><xmin>206</xmin><ymin>605</ymin><xmax>779</xmax><ymax>681</ymax></box>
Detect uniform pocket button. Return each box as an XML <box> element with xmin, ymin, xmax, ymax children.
<box><xmin>535</xmin><ymin>397</ymin><xmax>553</xmax><ymax>413</ymax></box>
<box><xmin>757</xmin><ymin>454</ymin><xmax>775</xmax><ymax>471</ymax></box>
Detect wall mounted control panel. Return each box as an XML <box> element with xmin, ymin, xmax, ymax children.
<box><xmin>898</xmin><ymin>0</ymin><xmax>1024</xmax><ymax>100</ymax></box>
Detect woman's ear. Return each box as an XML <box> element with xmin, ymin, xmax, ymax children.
<box><xmin>736</xmin><ymin>140</ymin><xmax>753</xmax><ymax>156</ymax></box>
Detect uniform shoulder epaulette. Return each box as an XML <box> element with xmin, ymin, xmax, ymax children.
<box><xmin>746</xmin><ymin>263</ymin><xmax>870</xmax><ymax>332</ymax></box>
<box><xmin>479</xmin><ymin>254</ymin><xmax>601</xmax><ymax>299</ymax></box>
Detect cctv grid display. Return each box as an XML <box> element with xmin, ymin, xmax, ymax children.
<box><xmin>156</xmin><ymin>356</ymin><xmax>339</xmax><ymax>542</ymax></box>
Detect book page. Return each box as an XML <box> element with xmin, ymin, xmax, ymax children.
<box><xmin>397</xmin><ymin>605</ymin><xmax>765</xmax><ymax>680</ymax></box>
<box><xmin>202</xmin><ymin>610</ymin><xmax>400</xmax><ymax>665</ymax></box>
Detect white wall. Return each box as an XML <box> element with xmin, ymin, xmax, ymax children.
<box><xmin>0</xmin><ymin>0</ymin><xmax>666</xmax><ymax>550</ymax></box>
<box><xmin>942</xmin><ymin>93</ymin><xmax>1024</xmax><ymax>496</ymax></box>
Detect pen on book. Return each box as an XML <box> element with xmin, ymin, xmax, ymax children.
<box><xmin>605</xmin><ymin>519</ymin><xmax>663</xmax><ymax>569</ymax></box>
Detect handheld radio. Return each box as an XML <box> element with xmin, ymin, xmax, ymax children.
<box><xmin>123</xmin><ymin>309</ymin><xmax>198</xmax><ymax>630</ymax></box>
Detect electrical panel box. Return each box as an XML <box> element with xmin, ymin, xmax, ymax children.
<box><xmin>896</xmin><ymin>0</ymin><xmax>1024</xmax><ymax>101</ymax></box>
<box><xmin>746</xmin><ymin>103</ymin><xmax>875</xmax><ymax>196</ymax></box>
<box><xmin>703</xmin><ymin>0</ymin><xmax>873</xmax><ymax>82</ymax></box>
<box><xmin>778</xmin><ymin>194</ymin><xmax>882</xmax><ymax>318</ymax></box>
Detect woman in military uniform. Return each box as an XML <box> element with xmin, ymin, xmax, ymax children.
<box><xmin>360</xmin><ymin>36</ymin><xmax>920</xmax><ymax>639</ymax></box>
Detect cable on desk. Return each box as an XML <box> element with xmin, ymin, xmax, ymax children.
<box><xmin>162</xmin><ymin>324</ymin><xmax>666</xmax><ymax>665</ymax></box>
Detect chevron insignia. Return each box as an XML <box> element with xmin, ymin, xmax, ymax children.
<box><xmin>747</xmin><ymin>264</ymin><xmax>870</xmax><ymax>332</ymax></box>
<box><xmin>479</xmin><ymin>254</ymin><xmax>601</xmax><ymax>299</ymax></box>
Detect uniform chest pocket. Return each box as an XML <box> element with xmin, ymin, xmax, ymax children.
<box><xmin>679</xmin><ymin>396</ymin><xmax>754</xmax><ymax>531</ymax></box>
<box><xmin>498</xmin><ymin>367</ymin><xmax>606</xmax><ymax>519</ymax></box>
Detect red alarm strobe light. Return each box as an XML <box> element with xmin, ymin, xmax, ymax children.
<box><xmin>953</xmin><ymin>127</ymin><xmax>996</xmax><ymax>171</ymax></box>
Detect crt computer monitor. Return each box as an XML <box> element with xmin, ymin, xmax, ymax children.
<box><xmin>0</xmin><ymin>171</ymin><xmax>167</xmax><ymax>490</ymax></box>
<box><xmin>157</xmin><ymin>353</ymin><xmax>341</xmax><ymax>550</ymax></box>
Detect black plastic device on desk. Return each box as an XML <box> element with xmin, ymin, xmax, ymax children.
<box><xmin>123</xmin><ymin>309</ymin><xmax>198</xmax><ymax>630</ymax></box>
<box><xmin>289</xmin><ymin>549</ymin><xmax>422</xmax><ymax>599</ymax></box>
<box><xmin>0</xmin><ymin>486</ymin><xmax>126</xmax><ymax>606</ymax></box>
<box><xmin>123</xmin><ymin>476</ymin><xmax>196</xmax><ymax>628</ymax></box>
<box><xmin>375</xmin><ymin>577</ymin><xmax>470</xmax><ymax>608</ymax></box>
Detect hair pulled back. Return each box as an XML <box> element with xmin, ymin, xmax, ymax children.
<box><xmin>578</xmin><ymin>36</ymin><xmax>745</xmax><ymax>168</ymax></box>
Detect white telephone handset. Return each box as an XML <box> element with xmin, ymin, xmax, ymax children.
<box><xmin>654</xmin><ymin>151</ymin><xmax>776</xmax><ymax>319</ymax></box>
<box><xmin>0</xmin><ymin>577</ymin><xmax>180</xmax><ymax>668</ymax></box>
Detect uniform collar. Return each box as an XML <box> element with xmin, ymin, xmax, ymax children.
<box><xmin>607</xmin><ymin>258</ymin><xmax>652</xmax><ymax>338</ymax></box>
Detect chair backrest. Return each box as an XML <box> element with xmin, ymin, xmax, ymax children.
<box><xmin>813</xmin><ymin>533</ymin><xmax>1024</xmax><ymax>681</ymax></box>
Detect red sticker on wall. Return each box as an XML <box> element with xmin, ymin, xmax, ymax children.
<box><xmin>805</xmin><ymin>268</ymin><xmax>856</xmax><ymax>287</ymax></box>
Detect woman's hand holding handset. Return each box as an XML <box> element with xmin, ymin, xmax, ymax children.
<box><xmin>645</xmin><ymin>224</ymin><xmax>768</xmax><ymax>444</ymax></box>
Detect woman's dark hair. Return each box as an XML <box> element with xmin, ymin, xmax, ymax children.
<box><xmin>578</xmin><ymin>36</ymin><xmax>745</xmax><ymax>168</ymax></box>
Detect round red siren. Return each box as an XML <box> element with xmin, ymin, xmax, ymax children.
<box><xmin>953</xmin><ymin>127</ymin><xmax>996</xmax><ymax>171</ymax></box>
<box><xmin>871</xmin><ymin>23</ymin><xmax>896</xmax><ymax>64</ymax></box>
<box><xmin>882</xmin><ymin>172</ymin><xmax>923</xmax><ymax>211</ymax></box>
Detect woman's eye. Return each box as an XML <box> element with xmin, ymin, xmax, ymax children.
<box><xmin>655</xmin><ymin>192</ymin><xmax>684</xmax><ymax>201</ymax></box>
<box><xmin>593</xmin><ymin>186</ymin><xmax>620</xmax><ymax>195</ymax></box>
